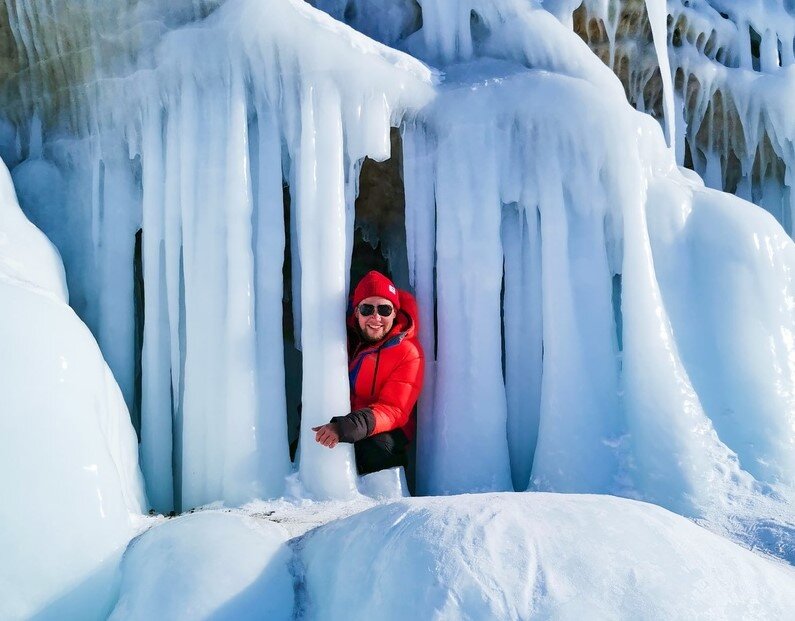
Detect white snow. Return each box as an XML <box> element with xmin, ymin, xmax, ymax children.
<box><xmin>0</xmin><ymin>159</ymin><xmax>146</xmax><ymax>621</ymax></box>
<box><xmin>109</xmin><ymin>512</ymin><xmax>293</xmax><ymax>621</ymax></box>
<box><xmin>85</xmin><ymin>492</ymin><xmax>795</xmax><ymax>620</ymax></box>
<box><xmin>300</xmin><ymin>493</ymin><xmax>795</xmax><ymax>620</ymax></box>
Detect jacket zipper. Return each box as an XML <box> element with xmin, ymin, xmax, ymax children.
<box><xmin>371</xmin><ymin>349</ymin><xmax>382</xmax><ymax>396</ymax></box>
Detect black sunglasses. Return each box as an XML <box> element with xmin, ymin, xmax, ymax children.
<box><xmin>358</xmin><ymin>303</ymin><xmax>394</xmax><ymax>317</ymax></box>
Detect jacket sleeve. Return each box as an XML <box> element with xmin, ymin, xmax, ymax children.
<box><xmin>368</xmin><ymin>343</ymin><xmax>425</xmax><ymax>436</ymax></box>
<box><xmin>330</xmin><ymin>409</ymin><xmax>374</xmax><ymax>444</ymax></box>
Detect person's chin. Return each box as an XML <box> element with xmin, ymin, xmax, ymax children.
<box><xmin>364</xmin><ymin>328</ymin><xmax>385</xmax><ymax>342</ymax></box>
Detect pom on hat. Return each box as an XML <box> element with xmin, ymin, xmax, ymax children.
<box><xmin>353</xmin><ymin>270</ymin><xmax>400</xmax><ymax>311</ymax></box>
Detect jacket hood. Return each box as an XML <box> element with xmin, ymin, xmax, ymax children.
<box><xmin>347</xmin><ymin>287</ymin><xmax>419</xmax><ymax>345</ymax></box>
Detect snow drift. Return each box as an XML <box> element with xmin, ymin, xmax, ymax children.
<box><xmin>109</xmin><ymin>512</ymin><xmax>293</xmax><ymax>621</ymax></box>
<box><xmin>301</xmin><ymin>493</ymin><xmax>795</xmax><ymax>620</ymax></box>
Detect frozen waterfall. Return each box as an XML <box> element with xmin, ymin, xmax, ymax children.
<box><xmin>0</xmin><ymin>0</ymin><xmax>793</xmax><ymax>529</ymax></box>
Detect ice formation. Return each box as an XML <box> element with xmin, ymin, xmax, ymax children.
<box><xmin>0</xmin><ymin>160</ymin><xmax>145</xmax><ymax>620</ymax></box>
<box><xmin>577</xmin><ymin>0</ymin><xmax>795</xmax><ymax>230</ymax></box>
<box><xmin>0</xmin><ymin>0</ymin><xmax>793</xmax><ymax>544</ymax></box>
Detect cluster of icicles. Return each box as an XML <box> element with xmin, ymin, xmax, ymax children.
<box><xmin>1</xmin><ymin>0</ymin><xmax>794</xmax><ymax>519</ymax></box>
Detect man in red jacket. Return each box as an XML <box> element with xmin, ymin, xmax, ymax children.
<box><xmin>312</xmin><ymin>270</ymin><xmax>424</xmax><ymax>475</ymax></box>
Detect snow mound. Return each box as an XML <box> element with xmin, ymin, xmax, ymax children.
<box><xmin>0</xmin><ymin>158</ymin><xmax>145</xmax><ymax>621</ymax></box>
<box><xmin>109</xmin><ymin>512</ymin><xmax>293</xmax><ymax>621</ymax></box>
<box><xmin>301</xmin><ymin>493</ymin><xmax>795</xmax><ymax>620</ymax></box>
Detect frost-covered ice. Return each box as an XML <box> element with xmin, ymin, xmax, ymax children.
<box><xmin>0</xmin><ymin>160</ymin><xmax>146</xmax><ymax>620</ymax></box>
<box><xmin>109</xmin><ymin>512</ymin><xmax>293</xmax><ymax>621</ymax></box>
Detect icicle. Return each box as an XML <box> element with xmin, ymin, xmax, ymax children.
<box><xmin>429</xmin><ymin>111</ymin><xmax>512</xmax><ymax>494</ymax></box>
<box><xmin>180</xmin><ymin>79</ymin><xmax>228</xmax><ymax>510</ymax></box>
<box><xmin>619</xmin><ymin>122</ymin><xmax>754</xmax><ymax>516</ymax></box>
<box><xmin>402</xmin><ymin>122</ymin><xmax>438</xmax><ymax>496</ymax></box>
<box><xmin>759</xmin><ymin>28</ymin><xmax>780</xmax><ymax>72</ymax></box>
<box><xmin>162</xmin><ymin>91</ymin><xmax>185</xmax><ymax>436</ymax></box>
<box><xmin>645</xmin><ymin>0</ymin><xmax>676</xmax><ymax>149</ymax></box>
<box><xmin>418</xmin><ymin>0</ymin><xmax>473</xmax><ymax>64</ymax></box>
<box><xmin>251</xmin><ymin>101</ymin><xmax>291</xmax><ymax>498</ymax></box>
<box><xmin>501</xmin><ymin>203</ymin><xmax>543</xmax><ymax>492</ymax></box>
<box><xmin>221</xmin><ymin>70</ymin><xmax>265</xmax><ymax>505</ymax></box>
<box><xmin>528</xmin><ymin>137</ymin><xmax>619</xmax><ymax>494</ymax></box>
<box><xmin>140</xmin><ymin>106</ymin><xmax>174</xmax><ymax>513</ymax></box>
<box><xmin>296</xmin><ymin>79</ymin><xmax>359</xmax><ymax>500</ymax></box>
<box><xmin>28</xmin><ymin>112</ymin><xmax>42</xmax><ymax>159</ymax></box>
<box><xmin>95</xmin><ymin>139</ymin><xmax>140</xmax><ymax>419</ymax></box>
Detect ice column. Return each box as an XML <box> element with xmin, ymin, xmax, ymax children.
<box><xmin>140</xmin><ymin>105</ymin><xmax>174</xmax><ymax>512</ymax></box>
<box><xmin>501</xmin><ymin>203</ymin><xmax>543</xmax><ymax>492</ymax></box>
<box><xmin>296</xmin><ymin>80</ymin><xmax>359</xmax><ymax>499</ymax></box>
<box><xmin>528</xmin><ymin>137</ymin><xmax>620</xmax><ymax>494</ymax></box>
<box><xmin>251</xmin><ymin>102</ymin><xmax>292</xmax><ymax>498</ymax></box>
<box><xmin>222</xmin><ymin>70</ymin><xmax>271</xmax><ymax>505</ymax></box>
<box><xmin>402</xmin><ymin>122</ymin><xmax>439</xmax><ymax>496</ymax></box>
<box><xmin>428</xmin><ymin>118</ymin><xmax>512</xmax><ymax>494</ymax></box>
<box><xmin>178</xmin><ymin>78</ymin><xmax>228</xmax><ymax>510</ymax></box>
<box><xmin>94</xmin><ymin>140</ymin><xmax>141</xmax><ymax>420</ymax></box>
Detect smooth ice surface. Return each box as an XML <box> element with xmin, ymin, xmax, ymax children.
<box><xmin>109</xmin><ymin>512</ymin><xmax>293</xmax><ymax>621</ymax></box>
<box><xmin>302</xmin><ymin>493</ymin><xmax>795</xmax><ymax>620</ymax></box>
<box><xmin>0</xmin><ymin>159</ymin><xmax>145</xmax><ymax>621</ymax></box>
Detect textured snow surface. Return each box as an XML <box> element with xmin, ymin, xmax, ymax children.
<box><xmin>109</xmin><ymin>512</ymin><xmax>293</xmax><ymax>621</ymax></box>
<box><xmin>50</xmin><ymin>493</ymin><xmax>795</xmax><ymax>621</ymax></box>
<box><xmin>300</xmin><ymin>493</ymin><xmax>795</xmax><ymax>620</ymax></box>
<box><xmin>0</xmin><ymin>160</ymin><xmax>146</xmax><ymax>620</ymax></box>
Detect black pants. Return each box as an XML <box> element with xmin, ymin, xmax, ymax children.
<box><xmin>355</xmin><ymin>429</ymin><xmax>408</xmax><ymax>475</ymax></box>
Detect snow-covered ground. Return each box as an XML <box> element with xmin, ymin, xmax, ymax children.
<box><xmin>102</xmin><ymin>492</ymin><xmax>795</xmax><ymax>620</ymax></box>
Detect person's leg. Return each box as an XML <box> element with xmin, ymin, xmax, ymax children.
<box><xmin>354</xmin><ymin>429</ymin><xmax>408</xmax><ymax>475</ymax></box>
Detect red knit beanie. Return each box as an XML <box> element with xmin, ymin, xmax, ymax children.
<box><xmin>353</xmin><ymin>271</ymin><xmax>400</xmax><ymax>311</ymax></box>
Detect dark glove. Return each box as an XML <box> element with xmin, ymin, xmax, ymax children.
<box><xmin>330</xmin><ymin>408</ymin><xmax>375</xmax><ymax>443</ymax></box>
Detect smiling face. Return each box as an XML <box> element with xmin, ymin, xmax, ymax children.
<box><xmin>355</xmin><ymin>295</ymin><xmax>396</xmax><ymax>343</ymax></box>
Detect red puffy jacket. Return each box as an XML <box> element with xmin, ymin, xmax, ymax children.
<box><xmin>333</xmin><ymin>288</ymin><xmax>424</xmax><ymax>443</ymax></box>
